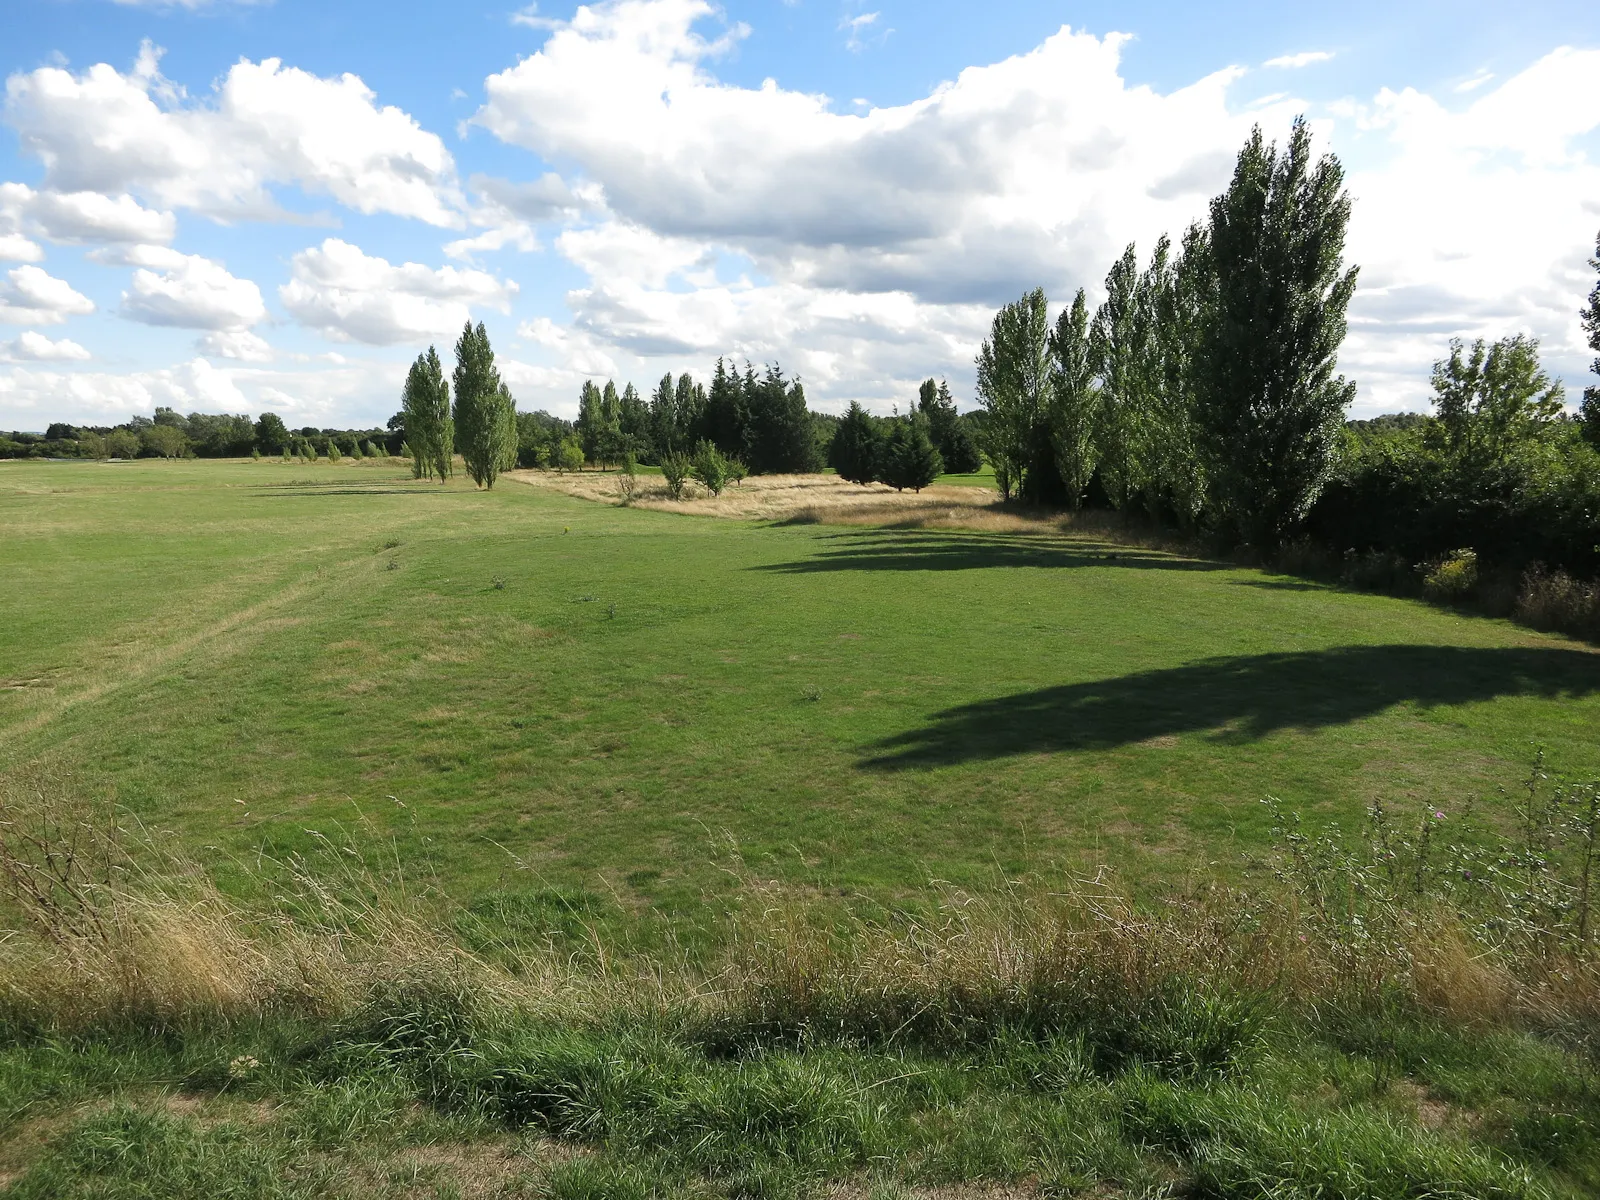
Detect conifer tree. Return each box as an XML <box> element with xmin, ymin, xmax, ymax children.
<box><xmin>453</xmin><ymin>321</ymin><xmax>514</xmax><ymax>489</ymax></box>
<box><xmin>401</xmin><ymin>346</ymin><xmax>452</xmax><ymax>482</ymax></box>
<box><xmin>881</xmin><ymin>413</ymin><xmax>944</xmax><ymax>492</ymax></box>
<box><xmin>830</xmin><ymin>401</ymin><xmax>881</xmax><ymax>484</ymax></box>
<box><xmin>1196</xmin><ymin>117</ymin><xmax>1358</xmax><ymax>548</ymax></box>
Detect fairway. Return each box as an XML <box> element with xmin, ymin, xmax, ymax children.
<box><xmin>3</xmin><ymin>457</ymin><xmax>1597</xmax><ymax>921</ymax></box>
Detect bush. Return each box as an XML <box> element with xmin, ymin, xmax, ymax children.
<box><xmin>660</xmin><ymin>452</ymin><xmax>691</xmax><ymax>500</ymax></box>
<box><xmin>690</xmin><ymin>441</ymin><xmax>729</xmax><ymax>497</ymax></box>
<box><xmin>1422</xmin><ymin>548</ymin><xmax>1478</xmax><ymax>602</ymax></box>
<box><xmin>1516</xmin><ymin>566</ymin><xmax>1600</xmax><ymax>642</ymax></box>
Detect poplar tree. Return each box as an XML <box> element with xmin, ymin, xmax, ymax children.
<box><xmin>1196</xmin><ymin>117</ymin><xmax>1358</xmax><ymax>548</ymax></box>
<box><xmin>1090</xmin><ymin>244</ymin><xmax>1156</xmax><ymax>511</ymax></box>
<box><xmin>453</xmin><ymin>321</ymin><xmax>514</xmax><ymax>489</ymax></box>
<box><xmin>1047</xmin><ymin>289</ymin><xmax>1098</xmax><ymax>509</ymax></box>
<box><xmin>975</xmin><ymin>288</ymin><xmax>1050</xmax><ymax>501</ymax></box>
<box><xmin>1581</xmin><ymin>229</ymin><xmax>1600</xmax><ymax>446</ymax></box>
<box><xmin>576</xmin><ymin>380</ymin><xmax>603</xmax><ymax>467</ymax></box>
<box><xmin>401</xmin><ymin>345</ymin><xmax>452</xmax><ymax>482</ymax></box>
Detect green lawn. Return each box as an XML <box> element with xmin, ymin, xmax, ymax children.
<box><xmin>2</xmin><ymin>456</ymin><xmax>1596</xmax><ymax>924</ymax></box>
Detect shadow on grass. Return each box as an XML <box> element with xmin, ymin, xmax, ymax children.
<box><xmin>864</xmin><ymin>645</ymin><xmax>1600</xmax><ymax>769</ymax></box>
<box><xmin>755</xmin><ymin>529</ymin><xmax>1226</xmax><ymax>574</ymax></box>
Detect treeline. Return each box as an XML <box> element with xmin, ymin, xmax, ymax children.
<box><xmin>0</xmin><ymin>412</ymin><xmax>395</xmax><ymax>461</ymax></box>
<box><xmin>970</xmin><ymin>116</ymin><xmax>1600</xmax><ymax>597</ymax></box>
<box><xmin>831</xmin><ymin>379</ymin><xmax>983</xmax><ymax>492</ymax></box>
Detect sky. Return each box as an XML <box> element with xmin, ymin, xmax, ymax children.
<box><xmin>0</xmin><ymin>0</ymin><xmax>1596</xmax><ymax>431</ymax></box>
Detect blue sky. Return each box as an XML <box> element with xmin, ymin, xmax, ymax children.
<box><xmin>1</xmin><ymin>0</ymin><xmax>1596</xmax><ymax>429</ymax></box>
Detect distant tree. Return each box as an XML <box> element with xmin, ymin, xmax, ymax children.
<box><xmin>328</xmin><ymin>440</ymin><xmax>343</xmax><ymax>463</ymax></box>
<box><xmin>78</xmin><ymin>431</ymin><xmax>107</xmax><ymax>459</ymax></box>
<box><xmin>255</xmin><ymin>412</ymin><xmax>290</xmax><ymax>454</ymax></box>
<box><xmin>691</xmin><ymin>440</ymin><xmax>730</xmax><ymax>496</ymax></box>
<box><xmin>364</xmin><ymin>440</ymin><xmax>381</xmax><ymax>457</ymax></box>
<box><xmin>153</xmin><ymin>407</ymin><xmax>185</xmax><ymax>430</ymax></box>
<box><xmin>660</xmin><ymin>451</ymin><xmax>691</xmax><ymax>499</ymax></box>
<box><xmin>402</xmin><ymin>346</ymin><xmax>453</xmax><ymax>482</ymax></box>
<box><xmin>1047</xmin><ymin>288</ymin><xmax>1099</xmax><ymax>508</ymax></box>
<box><xmin>105</xmin><ymin>428</ymin><xmax>139</xmax><ymax>459</ymax></box>
<box><xmin>702</xmin><ymin>358</ymin><xmax>748</xmax><ymax>456</ymax></box>
<box><xmin>1581</xmin><ymin>229</ymin><xmax>1600</xmax><ymax>447</ymax></box>
<box><xmin>139</xmin><ymin>423</ymin><xmax>186</xmax><ymax>459</ymax></box>
<box><xmin>975</xmin><ymin>288</ymin><xmax>1050</xmax><ymax>500</ymax></box>
<box><xmin>453</xmin><ymin>322</ymin><xmax>514</xmax><ymax>489</ymax></box>
<box><xmin>914</xmin><ymin>378</ymin><xmax>977</xmax><ymax>476</ymax></box>
<box><xmin>45</xmin><ymin>422</ymin><xmax>77</xmax><ymax>440</ymax></box>
<box><xmin>556</xmin><ymin>435</ymin><xmax>585</xmax><ymax>473</ymax></box>
<box><xmin>743</xmin><ymin>364</ymin><xmax>819</xmax><ymax>474</ymax></box>
<box><xmin>576</xmin><ymin>380</ymin><xmax>605</xmax><ymax>467</ymax></box>
<box><xmin>618</xmin><ymin>382</ymin><xmax>652</xmax><ymax>461</ymax></box>
<box><xmin>1149</xmin><ymin>225</ymin><xmax>1210</xmax><ymax>529</ymax></box>
<box><xmin>1429</xmin><ymin>336</ymin><xmax>1564</xmax><ymax>465</ymax></box>
<box><xmin>1196</xmin><ymin>117</ymin><xmax>1358</xmax><ymax>548</ymax></box>
<box><xmin>880</xmin><ymin>414</ymin><xmax>944</xmax><ymax>493</ymax></box>
<box><xmin>830</xmin><ymin>401</ymin><xmax>882</xmax><ymax>484</ymax></box>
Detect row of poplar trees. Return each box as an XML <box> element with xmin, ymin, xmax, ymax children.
<box><xmin>402</xmin><ymin>322</ymin><xmax>518</xmax><ymax>489</ymax></box>
<box><xmin>975</xmin><ymin>117</ymin><xmax>1358</xmax><ymax>549</ymax></box>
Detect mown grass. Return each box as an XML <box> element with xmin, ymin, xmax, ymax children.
<box><xmin>2</xmin><ymin>457</ymin><xmax>1598</xmax><ymax>938</ymax></box>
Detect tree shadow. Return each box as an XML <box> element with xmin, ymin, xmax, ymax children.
<box><xmin>755</xmin><ymin>529</ymin><xmax>1227</xmax><ymax>574</ymax></box>
<box><xmin>863</xmin><ymin>645</ymin><xmax>1600</xmax><ymax>770</ymax></box>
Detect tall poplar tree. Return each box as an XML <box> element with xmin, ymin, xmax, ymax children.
<box><xmin>452</xmin><ymin>321</ymin><xmax>513</xmax><ymax>489</ymax></box>
<box><xmin>401</xmin><ymin>345</ymin><xmax>452</xmax><ymax>482</ymax></box>
<box><xmin>1196</xmin><ymin>117</ymin><xmax>1358</xmax><ymax>548</ymax></box>
<box><xmin>1581</xmin><ymin>229</ymin><xmax>1600</xmax><ymax>446</ymax></box>
<box><xmin>975</xmin><ymin>288</ymin><xmax>1050</xmax><ymax>501</ymax></box>
<box><xmin>1047</xmin><ymin>289</ymin><xmax>1098</xmax><ymax>509</ymax></box>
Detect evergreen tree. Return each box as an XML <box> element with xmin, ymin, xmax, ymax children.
<box><xmin>702</xmin><ymin>358</ymin><xmax>747</xmax><ymax>456</ymax></box>
<box><xmin>917</xmin><ymin>378</ymin><xmax>981</xmax><ymax>474</ymax></box>
<box><xmin>744</xmin><ymin>364</ymin><xmax>819</xmax><ymax>474</ymax></box>
<box><xmin>975</xmin><ymin>288</ymin><xmax>1050</xmax><ymax>500</ymax></box>
<box><xmin>401</xmin><ymin>346</ymin><xmax>452</xmax><ymax>482</ymax></box>
<box><xmin>830</xmin><ymin>401</ymin><xmax>881</xmax><ymax>484</ymax></box>
<box><xmin>1047</xmin><ymin>289</ymin><xmax>1099</xmax><ymax>509</ymax></box>
<box><xmin>1581</xmin><ymin>230</ymin><xmax>1600</xmax><ymax>446</ymax></box>
<box><xmin>881</xmin><ymin>413</ymin><xmax>944</xmax><ymax>492</ymax></box>
<box><xmin>452</xmin><ymin>321</ymin><xmax>514</xmax><ymax>489</ymax></box>
<box><xmin>1196</xmin><ymin>117</ymin><xmax>1358</xmax><ymax>548</ymax></box>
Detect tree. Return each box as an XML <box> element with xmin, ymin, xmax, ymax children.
<box><xmin>619</xmin><ymin>382</ymin><xmax>652</xmax><ymax>461</ymax></box>
<box><xmin>1196</xmin><ymin>117</ymin><xmax>1358</xmax><ymax>548</ymax></box>
<box><xmin>1047</xmin><ymin>289</ymin><xmax>1099</xmax><ymax>508</ymax></box>
<box><xmin>556</xmin><ymin>435</ymin><xmax>585</xmax><ymax>472</ymax></box>
<box><xmin>830</xmin><ymin>401</ymin><xmax>882</xmax><ymax>484</ymax></box>
<box><xmin>975</xmin><ymin>288</ymin><xmax>1050</xmax><ymax>500</ymax></box>
<box><xmin>596</xmin><ymin>381</ymin><xmax>626</xmax><ymax>467</ymax></box>
<box><xmin>1430</xmin><ymin>336</ymin><xmax>1564</xmax><ymax>465</ymax></box>
<box><xmin>691</xmin><ymin>440</ymin><xmax>730</xmax><ymax>496</ymax></box>
<box><xmin>255</xmin><ymin>413</ymin><xmax>290</xmax><ymax>454</ymax></box>
<box><xmin>702</xmin><ymin>358</ymin><xmax>748</xmax><ymax>456</ymax></box>
<box><xmin>140</xmin><ymin>423</ymin><xmax>187</xmax><ymax>459</ymax></box>
<box><xmin>1091</xmin><ymin>243</ymin><xmax>1161</xmax><ymax>511</ymax></box>
<box><xmin>453</xmin><ymin>321</ymin><xmax>514</xmax><ymax>489</ymax></box>
<box><xmin>743</xmin><ymin>364</ymin><xmax>819</xmax><ymax>474</ymax></box>
<box><xmin>881</xmin><ymin>414</ymin><xmax>944</xmax><ymax>492</ymax></box>
<box><xmin>402</xmin><ymin>347</ymin><xmax>453</xmax><ymax>482</ymax></box>
<box><xmin>660</xmin><ymin>451</ymin><xmax>691</xmax><ymax>499</ymax></box>
<box><xmin>1148</xmin><ymin>225</ymin><xmax>1211</xmax><ymax>529</ymax></box>
<box><xmin>106</xmin><ymin>428</ymin><xmax>139</xmax><ymax>459</ymax></box>
<box><xmin>1581</xmin><ymin>230</ymin><xmax>1600</xmax><ymax>447</ymax></box>
<box><xmin>575</xmin><ymin>380</ymin><xmax>620</xmax><ymax>467</ymax></box>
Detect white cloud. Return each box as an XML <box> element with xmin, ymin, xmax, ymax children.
<box><xmin>279</xmin><ymin>238</ymin><xmax>517</xmax><ymax>345</ymax></box>
<box><xmin>1</xmin><ymin>182</ymin><xmax>175</xmax><ymax>262</ymax></box>
<box><xmin>1263</xmin><ymin>50</ymin><xmax>1335</xmax><ymax>69</ymax></box>
<box><xmin>5</xmin><ymin>41</ymin><xmax>463</xmax><ymax>226</ymax></box>
<box><xmin>198</xmin><ymin>329</ymin><xmax>273</xmax><ymax>362</ymax></box>
<box><xmin>1</xmin><ymin>331</ymin><xmax>91</xmax><ymax>362</ymax></box>
<box><xmin>120</xmin><ymin>250</ymin><xmax>267</xmax><ymax>331</ymax></box>
<box><xmin>0</xmin><ymin>265</ymin><xmax>95</xmax><ymax>326</ymax></box>
<box><xmin>469</xmin><ymin>3</ymin><xmax>1600</xmax><ymax>418</ymax></box>
<box><xmin>0</xmin><ymin>234</ymin><xmax>42</xmax><ymax>262</ymax></box>
<box><xmin>840</xmin><ymin>11</ymin><xmax>881</xmax><ymax>54</ymax></box>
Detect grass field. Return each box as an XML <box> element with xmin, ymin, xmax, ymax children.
<box><xmin>2</xmin><ymin>455</ymin><xmax>1596</xmax><ymax>927</ymax></box>
<box><xmin>6</xmin><ymin>456</ymin><xmax>1600</xmax><ymax>1199</ymax></box>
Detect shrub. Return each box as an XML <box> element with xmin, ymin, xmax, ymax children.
<box><xmin>690</xmin><ymin>441</ymin><xmax>729</xmax><ymax>497</ymax></box>
<box><xmin>1516</xmin><ymin>566</ymin><xmax>1600</xmax><ymax>642</ymax></box>
<box><xmin>660</xmin><ymin>452</ymin><xmax>691</xmax><ymax>500</ymax></box>
<box><xmin>617</xmin><ymin>451</ymin><xmax>638</xmax><ymax>503</ymax></box>
<box><xmin>1422</xmin><ymin>548</ymin><xmax>1478</xmax><ymax>602</ymax></box>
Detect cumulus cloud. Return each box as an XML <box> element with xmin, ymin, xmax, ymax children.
<box><xmin>279</xmin><ymin>238</ymin><xmax>517</xmax><ymax>345</ymax></box>
<box><xmin>119</xmin><ymin>250</ymin><xmax>267</xmax><ymax>334</ymax></box>
<box><xmin>1</xmin><ymin>331</ymin><xmax>91</xmax><ymax>362</ymax></box>
<box><xmin>5</xmin><ymin>41</ymin><xmax>463</xmax><ymax>225</ymax></box>
<box><xmin>0</xmin><ymin>265</ymin><xmax>95</xmax><ymax>326</ymax></box>
<box><xmin>471</xmin><ymin>2</ymin><xmax>1600</xmax><ymax>417</ymax></box>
